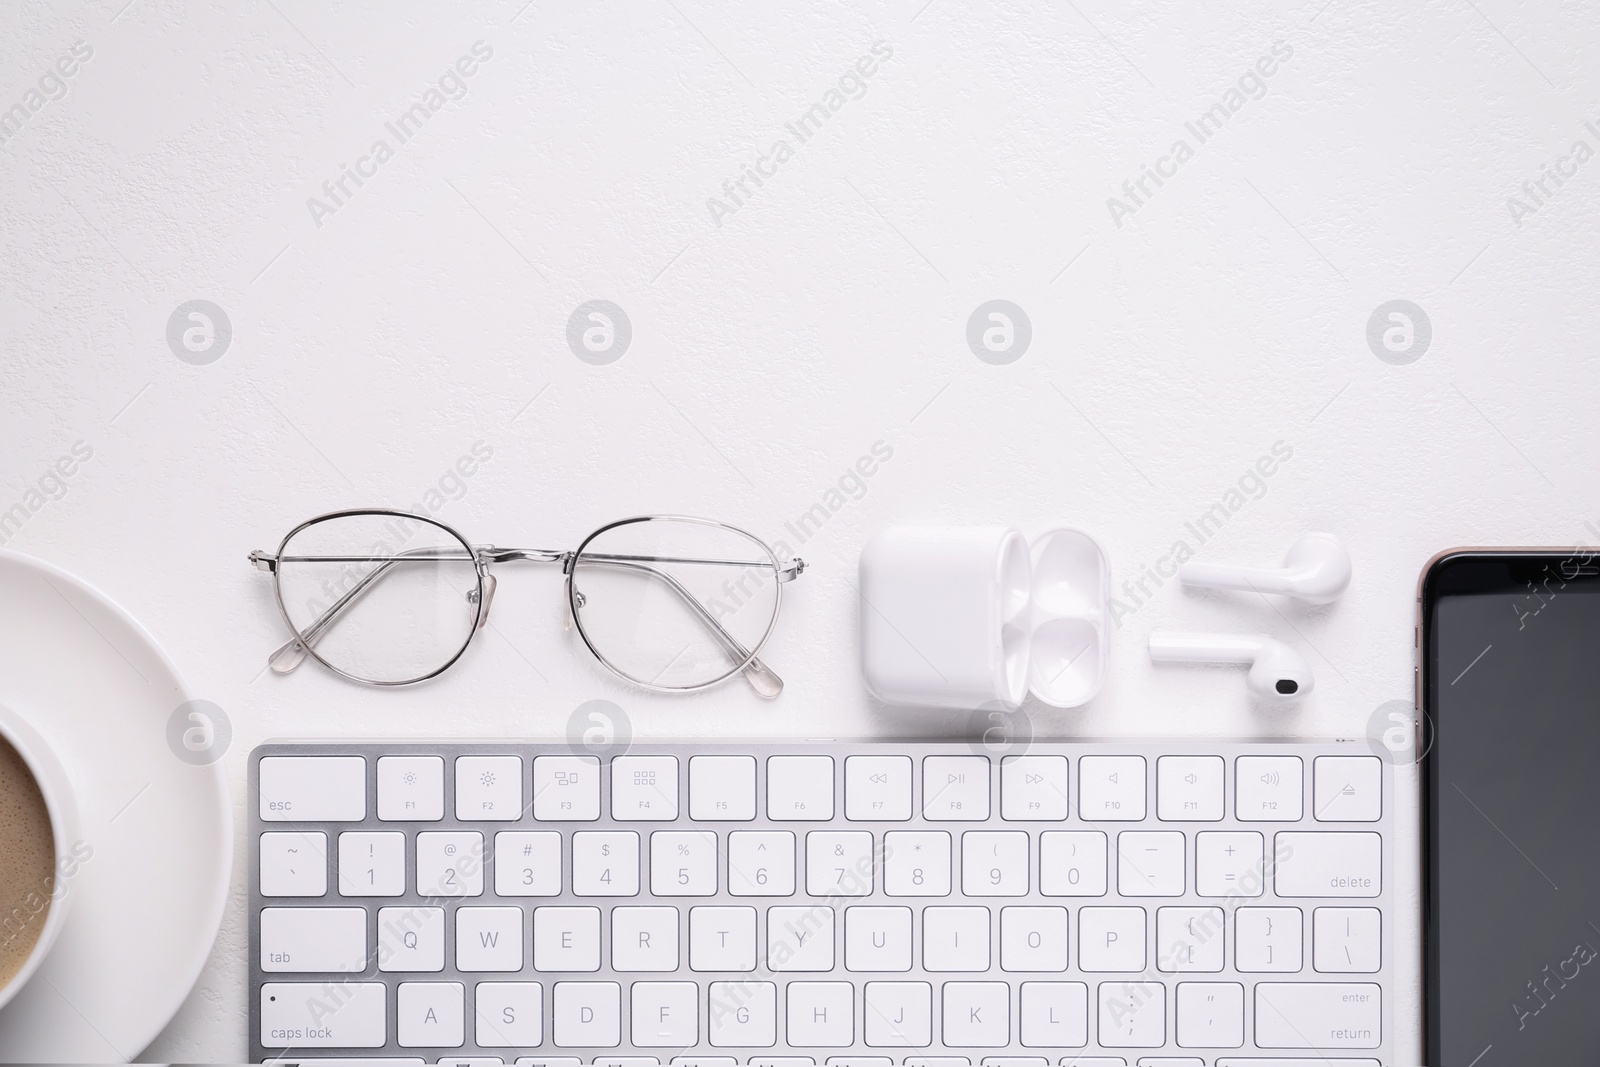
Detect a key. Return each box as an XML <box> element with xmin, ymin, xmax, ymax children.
<box><xmin>378</xmin><ymin>755</ymin><xmax>445</xmax><ymax>822</ymax></box>
<box><xmin>1155</xmin><ymin>908</ymin><xmax>1225</xmax><ymax>973</ymax></box>
<box><xmin>533</xmin><ymin>755</ymin><xmax>600</xmax><ymax>821</ymax></box>
<box><xmin>259</xmin><ymin>831</ymin><xmax>327</xmax><ymax>897</ymax></box>
<box><xmin>862</xmin><ymin>982</ymin><xmax>931</xmax><ymax>1046</ymax></box>
<box><xmin>728</xmin><ymin>830</ymin><xmax>796</xmax><ymax>896</ymax></box>
<box><xmin>456</xmin><ymin>906</ymin><xmax>523</xmax><ymax>971</ymax></box>
<box><xmin>397</xmin><ymin>981</ymin><xmax>464</xmax><ymax>1048</ymax></box>
<box><xmin>690</xmin><ymin>755</ymin><xmax>757</xmax><ymax>820</ymax></box>
<box><xmin>962</xmin><ymin>830</ymin><xmax>1030</xmax><ymax>896</ymax></box>
<box><xmin>943</xmin><ymin>982</ymin><xmax>1009</xmax><ymax>1047</ymax></box>
<box><xmin>1039</xmin><ymin>831</ymin><xmax>1108</xmax><ymax>897</ymax></box>
<box><xmin>259</xmin><ymin>755</ymin><xmax>365</xmax><ymax>822</ymax></box>
<box><xmin>1000</xmin><ymin>907</ymin><xmax>1069</xmax><ymax>971</ymax></box>
<box><xmin>845</xmin><ymin>755</ymin><xmax>912</xmax><ymax>821</ymax></box>
<box><xmin>689</xmin><ymin>906</ymin><xmax>757</xmax><ymax>971</ymax></box>
<box><xmin>455</xmin><ymin>755</ymin><xmax>523</xmax><ymax>821</ymax></box>
<box><xmin>612</xmin><ymin>906</ymin><xmax>680</xmax><ymax>971</ymax></box>
<box><xmin>1234</xmin><ymin>907</ymin><xmax>1302</xmax><ymax>973</ymax></box>
<box><xmin>1253</xmin><ymin>983</ymin><xmax>1381</xmax><ymax>1048</ymax></box>
<box><xmin>260</xmin><ymin>981</ymin><xmax>386</xmax><ymax>1047</ymax></box>
<box><xmin>1079</xmin><ymin>908</ymin><xmax>1147</xmax><ymax>971</ymax></box>
<box><xmin>1234</xmin><ymin>755</ymin><xmax>1302</xmax><ymax>821</ymax></box>
<box><xmin>923</xmin><ymin>756</ymin><xmax>991</xmax><ymax>820</ymax></box>
<box><xmin>1273</xmin><ymin>832</ymin><xmax>1381</xmax><ymax>897</ymax></box>
<box><xmin>553</xmin><ymin>982</ymin><xmax>621</xmax><ymax>1047</ymax></box>
<box><xmin>260</xmin><ymin>906</ymin><xmax>366</xmax><ymax>972</ymax></box>
<box><xmin>786</xmin><ymin>981</ymin><xmax>853</xmax><ymax>1047</ymax></box>
<box><xmin>845</xmin><ymin>906</ymin><xmax>912</xmax><ymax>971</ymax></box>
<box><xmin>631</xmin><ymin>981</ymin><xmax>699</xmax><ymax>1047</ymax></box>
<box><xmin>1195</xmin><ymin>831</ymin><xmax>1264</xmax><ymax>898</ymax></box>
<box><xmin>883</xmin><ymin>831</ymin><xmax>952</xmax><ymax>896</ymax></box>
<box><xmin>1017</xmin><ymin>981</ymin><xmax>1087</xmax><ymax>1047</ymax></box>
<box><xmin>377</xmin><ymin>905</ymin><xmax>445</xmax><ymax>972</ymax></box>
<box><xmin>806</xmin><ymin>830</ymin><xmax>875</xmax><ymax>896</ymax></box>
<box><xmin>768</xmin><ymin>755</ymin><xmax>835</xmax><ymax>820</ymax></box>
<box><xmin>612</xmin><ymin>755</ymin><xmax>679</xmax><ymax>820</ymax></box>
<box><xmin>1156</xmin><ymin>756</ymin><xmax>1224</xmax><ymax>821</ymax></box>
<box><xmin>494</xmin><ymin>831</ymin><xmax>562</xmax><ymax>896</ymax></box>
<box><xmin>1000</xmin><ymin>755</ymin><xmax>1070</xmax><ymax>821</ymax></box>
<box><xmin>339</xmin><ymin>831</ymin><xmax>405</xmax><ymax>896</ymax></box>
<box><xmin>1175</xmin><ymin>981</ymin><xmax>1243</xmax><ymax>1048</ymax></box>
<box><xmin>651</xmin><ymin>830</ymin><xmax>718</xmax><ymax>896</ymax></box>
<box><xmin>1078</xmin><ymin>756</ymin><xmax>1146</xmax><ymax>821</ymax></box>
<box><xmin>708</xmin><ymin>980</ymin><xmax>776</xmax><ymax>1046</ymax></box>
<box><xmin>1313</xmin><ymin>907</ymin><xmax>1382</xmax><ymax>972</ymax></box>
<box><xmin>1117</xmin><ymin>831</ymin><xmax>1184</xmax><ymax>896</ymax></box>
<box><xmin>1098</xmin><ymin>981</ymin><xmax>1165</xmax><ymax>1047</ymax></box>
<box><xmin>572</xmin><ymin>831</ymin><xmax>640</xmax><ymax>895</ymax></box>
<box><xmin>474</xmin><ymin>981</ymin><xmax>543</xmax><ymax>1046</ymax></box>
<box><xmin>416</xmin><ymin>831</ymin><xmax>484</xmax><ymax>897</ymax></box>
<box><xmin>533</xmin><ymin>906</ymin><xmax>601</xmax><ymax>971</ymax></box>
<box><xmin>768</xmin><ymin>905</ymin><xmax>835</xmax><ymax>971</ymax></box>
<box><xmin>1312</xmin><ymin>756</ymin><xmax>1382</xmax><ymax>822</ymax></box>
<box><xmin>923</xmin><ymin>906</ymin><xmax>990</xmax><ymax>971</ymax></box>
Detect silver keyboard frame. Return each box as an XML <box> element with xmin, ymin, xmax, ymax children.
<box><xmin>249</xmin><ymin>738</ymin><xmax>1395</xmax><ymax>1064</ymax></box>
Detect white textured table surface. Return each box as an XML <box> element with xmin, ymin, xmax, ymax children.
<box><xmin>4</xmin><ymin>0</ymin><xmax>1597</xmax><ymax>1061</ymax></box>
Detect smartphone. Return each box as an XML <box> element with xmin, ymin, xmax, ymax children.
<box><xmin>1422</xmin><ymin>549</ymin><xmax>1600</xmax><ymax>1065</ymax></box>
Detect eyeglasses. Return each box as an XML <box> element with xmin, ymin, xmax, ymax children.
<box><xmin>248</xmin><ymin>509</ymin><xmax>805</xmax><ymax>695</ymax></box>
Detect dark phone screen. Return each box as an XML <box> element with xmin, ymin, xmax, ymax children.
<box><xmin>1427</xmin><ymin>555</ymin><xmax>1600</xmax><ymax>1065</ymax></box>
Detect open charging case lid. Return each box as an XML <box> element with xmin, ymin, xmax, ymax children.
<box><xmin>1022</xmin><ymin>527</ymin><xmax>1109</xmax><ymax>707</ymax></box>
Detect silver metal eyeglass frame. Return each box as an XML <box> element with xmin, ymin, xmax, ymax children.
<box><xmin>249</xmin><ymin>509</ymin><xmax>805</xmax><ymax>696</ymax></box>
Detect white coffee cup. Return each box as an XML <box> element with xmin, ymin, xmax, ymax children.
<box><xmin>0</xmin><ymin>701</ymin><xmax>81</xmax><ymax>1012</ymax></box>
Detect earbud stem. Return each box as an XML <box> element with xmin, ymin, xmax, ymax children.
<box><xmin>1179</xmin><ymin>561</ymin><xmax>1299</xmax><ymax>596</ymax></box>
<box><xmin>1148</xmin><ymin>631</ymin><xmax>1261</xmax><ymax>665</ymax></box>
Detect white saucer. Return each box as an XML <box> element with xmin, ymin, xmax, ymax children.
<box><xmin>0</xmin><ymin>549</ymin><xmax>231</xmax><ymax>1061</ymax></box>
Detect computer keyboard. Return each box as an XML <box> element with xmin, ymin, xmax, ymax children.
<box><xmin>249</xmin><ymin>740</ymin><xmax>1394</xmax><ymax>1066</ymax></box>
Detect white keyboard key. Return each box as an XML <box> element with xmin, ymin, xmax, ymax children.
<box><xmin>786</xmin><ymin>982</ymin><xmax>853</xmax><ymax>1046</ymax></box>
<box><xmin>533</xmin><ymin>906</ymin><xmax>601</xmax><ymax>971</ymax></box>
<box><xmin>962</xmin><ymin>831</ymin><xmax>1030</xmax><ymax>896</ymax></box>
<box><xmin>846</xmin><ymin>755</ymin><xmax>913</xmax><ymax>821</ymax></box>
<box><xmin>416</xmin><ymin>831</ymin><xmax>483</xmax><ymax>897</ymax></box>
<box><xmin>1235</xmin><ymin>755</ymin><xmax>1302</xmax><ymax>821</ymax></box>
<box><xmin>923</xmin><ymin>756</ymin><xmax>990</xmax><ymax>820</ymax></box>
<box><xmin>260</xmin><ymin>906</ymin><xmax>367</xmax><ymax>972</ymax></box>
<box><xmin>863</xmin><ymin>982</ymin><xmax>931</xmax><ymax>1046</ymax></box>
<box><xmin>533</xmin><ymin>755</ymin><xmax>600</xmax><ymax>821</ymax></box>
<box><xmin>1079</xmin><ymin>908</ymin><xmax>1146</xmax><ymax>971</ymax></box>
<box><xmin>1000</xmin><ymin>907</ymin><xmax>1069</xmax><ymax>971</ymax></box>
<box><xmin>845</xmin><ymin>906</ymin><xmax>912</xmax><ymax>971</ymax></box>
<box><xmin>943</xmin><ymin>982</ymin><xmax>1009</xmax><ymax>1047</ymax></box>
<box><xmin>1156</xmin><ymin>756</ymin><xmax>1224</xmax><ymax>821</ymax></box>
<box><xmin>1098</xmin><ymin>981</ymin><xmax>1165</xmax><ymax>1047</ymax></box>
<box><xmin>260</xmin><ymin>981</ymin><xmax>386</xmax><ymax>1047</ymax></box>
<box><xmin>690</xmin><ymin>906</ymin><xmax>757</xmax><ymax>971</ymax></box>
<box><xmin>769</xmin><ymin>905</ymin><xmax>835</xmax><ymax>971</ymax></box>
<box><xmin>807</xmin><ymin>830</ymin><xmax>875</xmax><ymax>896</ymax></box>
<box><xmin>652</xmin><ymin>831</ymin><xmax>718</xmax><ymax>896</ymax></box>
<box><xmin>456</xmin><ymin>907</ymin><xmax>523</xmax><ymax>971</ymax></box>
<box><xmin>339</xmin><ymin>831</ymin><xmax>405</xmax><ymax>896</ymax></box>
<box><xmin>437</xmin><ymin>1057</ymin><xmax>505</xmax><ymax>1066</ymax></box>
<box><xmin>398</xmin><ymin>981</ymin><xmax>464</xmax><ymax>1047</ymax></box>
<box><xmin>768</xmin><ymin>756</ymin><xmax>835</xmax><ymax>820</ymax></box>
<box><xmin>1253</xmin><ymin>983</ymin><xmax>1381</xmax><ymax>1048</ymax></box>
<box><xmin>1155</xmin><ymin>908</ymin><xmax>1224</xmax><ymax>973</ymax></box>
<box><xmin>1314</xmin><ymin>907</ymin><xmax>1382</xmax><ymax>972</ymax></box>
<box><xmin>377</xmin><ymin>906</ymin><xmax>445</xmax><ymax>971</ymax></box>
<box><xmin>1117</xmin><ymin>831</ymin><xmax>1185</xmax><ymax>896</ymax></box>
<box><xmin>260</xmin><ymin>756</ymin><xmax>366</xmax><ymax>821</ymax></box>
<box><xmin>905</xmin><ymin>1060</ymin><xmax>971</xmax><ymax>1067</ymax></box>
<box><xmin>923</xmin><ymin>906</ymin><xmax>990</xmax><ymax>971</ymax></box>
<box><xmin>612</xmin><ymin>755</ymin><xmax>679</xmax><ymax>820</ymax></box>
<box><xmin>1175</xmin><ymin>982</ymin><xmax>1243</xmax><ymax>1048</ymax></box>
<box><xmin>1195</xmin><ymin>831</ymin><xmax>1264</xmax><ymax>898</ymax></box>
<box><xmin>729</xmin><ymin>831</ymin><xmax>796</xmax><ymax>896</ymax></box>
<box><xmin>690</xmin><ymin>755</ymin><xmax>757</xmax><ymax>820</ymax></box>
<box><xmin>494</xmin><ymin>831</ymin><xmax>562</xmax><ymax>896</ymax></box>
<box><xmin>260</xmin><ymin>831</ymin><xmax>327</xmax><ymax>897</ymax></box>
<box><xmin>1234</xmin><ymin>907</ymin><xmax>1302</xmax><ymax>973</ymax></box>
<box><xmin>708</xmin><ymin>980</ymin><xmax>776</xmax><ymax>1046</ymax></box>
<box><xmin>573</xmin><ymin>831</ymin><xmax>640</xmax><ymax>895</ymax></box>
<box><xmin>613</xmin><ymin>906</ymin><xmax>680</xmax><ymax>971</ymax></box>
<box><xmin>1018</xmin><ymin>982</ymin><xmax>1087</xmax><ymax>1047</ymax></box>
<box><xmin>883</xmin><ymin>831</ymin><xmax>952</xmax><ymax>896</ymax></box>
<box><xmin>378</xmin><ymin>755</ymin><xmax>445</xmax><ymax>821</ymax></box>
<box><xmin>553</xmin><ymin>982</ymin><xmax>621</xmax><ymax>1047</ymax></box>
<box><xmin>1313</xmin><ymin>757</ymin><xmax>1382</xmax><ymax>822</ymax></box>
<box><xmin>516</xmin><ymin>1059</ymin><xmax>582</xmax><ymax>1067</ymax></box>
<box><xmin>1273</xmin><ymin>832</ymin><xmax>1381</xmax><ymax>897</ymax></box>
<box><xmin>1078</xmin><ymin>756</ymin><xmax>1145</xmax><ymax>821</ymax></box>
<box><xmin>752</xmin><ymin>1060</ymin><xmax>820</xmax><ymax>1067</ymax></box>
<box><xmin>1215</xmin><ymin>1062</ymin><xmax>1381</xmax><ymax>1067</ymax></box>
<box><xmin>455</xmin><ymin>755</ymin><xmax>523</xmax><ymax>821</ymax></box>
<box><xmin>632</xmin><ymin>981</ymin><xmax>698</xmax><ymax>1047</ymax></box>
<box><xmin>1001</xmin><ymin>755</ymin><xmax>1069</xmax><ymax>820</ymax></box>
<box><xmin>475</xmin><ymin>981</ymin><xmax>542</xmax><ymax>1046</ymax></box>
<box><xmin>1039</xmin><ymin>831</ymin><xmax>1108</xmax><ymax>897</ymax></box>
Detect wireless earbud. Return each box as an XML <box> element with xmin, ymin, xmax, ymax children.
<box><xmin>1179</xmin><ymin>532</ymin><xmax>1352</xmax><ymax>605</ymax></box>
<box><xmin>1148</xmin><ymin>631</ymin><xmax>1314</xmax><ymax>701</ymax></box>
